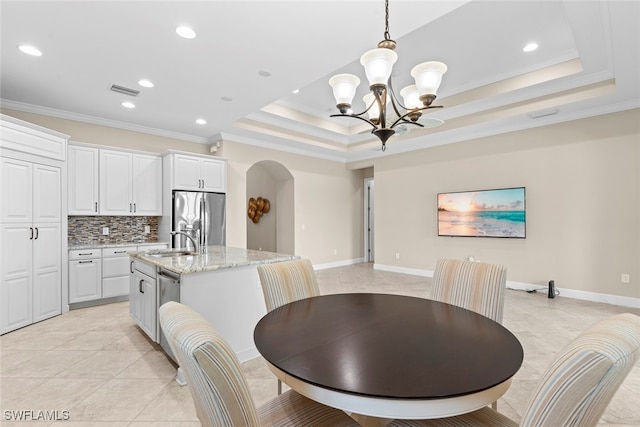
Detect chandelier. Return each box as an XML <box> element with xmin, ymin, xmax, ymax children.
<box><xmin>328</xmin><ymin>0</ymin><xmax>447</xmax><ymax>151</ymax></box>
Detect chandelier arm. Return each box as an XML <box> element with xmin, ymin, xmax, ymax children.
<box><xmin>387</xmin><ymin>78</ymin><xmax>410</xmax><ymax>115</ymax></box>
<box><xmin>373</xmin><ymin>89</ymin><xmax>387</xmax><ymax>128</ymax></box>
<box><xmin>329</xmin><ymin>113</ymin><xmax>379</xmax><ymax>130</ymax></box>
<box><xmin>389</xmin><ymin>105</ymin><xmax>443</xmax><ymax>129</ymax></box>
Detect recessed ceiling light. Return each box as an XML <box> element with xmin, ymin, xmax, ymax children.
<box><xmin>292</xmin><ymin>89</ymin><xmax>300</xmax><ymax>94</ymax></box>
<box><xmin>176</xmin><ymin>26</ymin><xmax>196</xmax><ymax>39</ymax></box>
<box><xmin>18</xmin><ymin>45</ymin><xmax>42</xmax><ymax>57</ymax></box>
<box><xmin>121</xmin><ymin>101</ymin><xmax>136</xmax><ymax>109</ymax></box>
<box><xmin>196</xmin><ymin>118</ymin><xmax>207</xmax><ymax>125</ymax></box>
<box><xmin>221</xmin><ymin>96</ymin><xmax>232</xmax><ymax>102</ymax></box>
<box><xmin>258</xmin><ymin>70</ymin><xmax>271</xmax><ymax>77</ymax></box>
<box><xmin>523</xmin><ymin>42</ymin><xmax>539</xmax><ymax>53</ymax></box>
<box><xmin>138</xmin><ymin>79</ymin><xmax>154</xmax><ymax>88</ymax></box>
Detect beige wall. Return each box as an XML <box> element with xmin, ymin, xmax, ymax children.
<box><xmin>220</xmin><ymin>142</ymin><xmax>364</xmax><ymax>264</ymax></box>
<box><xmin>4</xmin><ymin>107</ymin><xmax>638</xmax><ymax>298</ymax></box>
<box><xmin>1</xmin><ymin>109</ymin><xmax>209</xmax><ymax>155</ymax></box>
<box><xmin>372</xmin><ymin>109</ymin><xmax>640</xmax><ymax>298</ymax></box>
<box><xmin>1</xmin><ymin>108</ymin><xmax>364</xmax><ymax>265</ymax></box>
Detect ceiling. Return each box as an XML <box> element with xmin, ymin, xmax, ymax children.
<box><xmin>1</xmin><ymin>1</ymin><xmax>639</xmax><ymax>164</ymax></box>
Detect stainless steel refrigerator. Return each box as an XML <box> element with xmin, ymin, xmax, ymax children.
<box><xmin>172</xmin><ymin>190</ymin><xmax>226</xmax><ymax>250</ymax></box>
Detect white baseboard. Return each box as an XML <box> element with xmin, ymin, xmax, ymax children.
<box><xmin>374</xmin><ymin>263</ymin><xmax>640</xmax><ymax>309</ymax></box>
<box><xmin>314</xmin><ymin>258</ymin><xmax>364</xmax><ymax>271</ymax></box>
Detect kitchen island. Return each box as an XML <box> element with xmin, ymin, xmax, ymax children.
<box><xmin>129</xmin><ymin>246</ymin><xmax>298</xmax><ymax>362</ymax></box>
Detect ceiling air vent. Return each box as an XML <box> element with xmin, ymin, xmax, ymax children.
<box><xmin>110</xmin><ymin>84</ymin><xmax>140</xmax><ymax>97</ymax></box>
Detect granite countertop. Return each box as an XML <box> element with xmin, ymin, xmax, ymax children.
<box><xmin>129</xmin><ymin>245</ymin><xmax>299</xmax><ymax>275</ymax></box>
<box><xmin>69</xmin><ymin>241</ymin><xmax>170</xmax><ymax>250</ymax></box>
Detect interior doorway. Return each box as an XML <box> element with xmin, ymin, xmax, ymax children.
<box><xmin>364</xmin><ymin>178</ymin><xmax>374</xmax><ymax>263</ymax></box>
<box><xmin>246</xmin><ymin>161</ymin><xmax>294</xmax><ymax>254</ymax></box>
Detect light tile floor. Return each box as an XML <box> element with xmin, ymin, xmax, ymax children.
<box><xmin>1</xmin><ymin>263</ymin><xmax>639</xmax><ymax>426</ymax></box>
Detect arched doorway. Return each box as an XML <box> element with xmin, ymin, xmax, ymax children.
<box><xmin>246</xmin><ymin>161</ymin><xmax>294</xmax><ymax>254</ymax></box>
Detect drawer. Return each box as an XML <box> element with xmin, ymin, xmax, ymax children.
<box><xmin>69</xmin><ymin>249</ymin><xmax>101</xmax><ymax>260</ymax></box>
<box><xmin>103</xmin><ymin>246</ymin><xmax>137</xmax><ymax>258</ymax></box>
<box><xmin>103</xmin><ymin>276</ymin><xmax>130</xmax><ymax>298</ymax></box>
<box><xmin>103</xmin><ymin>256</ymin><xmax>132</xmax><ymax>278</ymax></box>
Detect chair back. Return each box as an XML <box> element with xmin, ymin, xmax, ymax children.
<box><xmin>431</xmin><ymin>258</ymin><xmax>507</xmax><ymax>323</ymax></box>
<box><xmin>520</xmin><ymin>313</ymin><xmax>640</xmax><ymax>427</ymax></box>
<box><xmin>159</xmin><ymin>301</ymin><xmax>260</xmax><ymax>427</ymax></box>
<box><xmin>257</xmin><ymin>258</ymin><xmax>320</xmax><ymax>312</ymax></box>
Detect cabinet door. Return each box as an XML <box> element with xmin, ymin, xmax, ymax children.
<box><xmin>129</xmin><ymin>271</ymin><xmax>142</xmax><ymax>324</ymax></box>
<box><xmin>140</xmin><ymin>276</ymin><xmax>157</xmax><ymax>340</ymax></box>
<box><xmin>0</xmin><ymin>157</ymin><xmax>32</xmax><ymax>223</ymax></box>
<box><xmin>201</xmin><ymin>158</ymin><xmax>226</xmax><ymax>192</ymax></box>
<box><xmin>68</xmin><ymin>146</ymin><xmax>99</xmax><ymax>215</ymax></box>
<box><xmin>33</xmin><ymin>164</ymin><xmax>61</xmax><ymax>223</ymax></box>
<box><xmin>131</xmin><ymin>270</ymin><xmax>156</xmax><ymax>340</ymax></box>
<box><xmin>132</xmin><ymin>154</ymin><xmax>162</xmax><ymax>216</ymax></box>
<box><xmin>69</xmin><ymin>258</ymin><xmax>102</xmax><ymax>303</ymax></box>
<box><xmin>99</xmin><ymin>150</ymin><xmax>132</xmax><ymax>215</ymax></box>
<box><xmin>32</xmin><ymin>223</ymin><xmax>61</xmax><ymax>322</ymax></box>
<box><xmin>0</xmin><ymin>224</ymin><xmax>32</xmax><ymax>334</ymax></box>
<box><xmin>173</xmin><ymin>155</ymin><xmax>202</xmax><ymax>191</ymax></box>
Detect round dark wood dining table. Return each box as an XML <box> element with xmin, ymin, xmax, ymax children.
<box><xmin>254</xmin><ymin>293</ymin><xmax>523</xmax><ymax>420</ymax></box>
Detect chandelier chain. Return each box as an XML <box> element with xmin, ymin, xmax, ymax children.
<box><xmin>384</xmin><ymin>0</ymin><xmax>391</xmax><ymax>41</ymax></box>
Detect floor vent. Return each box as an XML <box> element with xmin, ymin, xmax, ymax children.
<box><xmin>110</xmin><ymin>84</ymin><xmax>140</xmax><ymax>96</ymax></box>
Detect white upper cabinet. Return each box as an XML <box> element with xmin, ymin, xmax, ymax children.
<box><xmin>171</xmin><ymin>154</ymin><xmax>226</xmax><ymax>192</ymax></box>
<box><xmin>68</xmin><ymin>145</ymin><xmax>99</xmax><ymax>215</ymax></box>
<box><xmin>132</xmin><ymin>154</ymin><xmax>162</xmax><ymax>215</ymax></box>
<box><xmin>99</xmin><ymin>149</ymin><xmax>161</xmax><ymax>216</ymax></box>
<box><xmin>100</xmin><ymin>150</ymin><xmax>132</xmax><ymax>215</ymax></box>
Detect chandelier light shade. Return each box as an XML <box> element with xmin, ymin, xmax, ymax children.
<box><xmin>360</xmin><ymin>48</ymin><xmax>398</xmax><ymax>87</ymax></box>
<box><xmin>328</xmin><ymin>0</ymin><xmax>447</xmax><ymax>151</ymax></box>
<box><xmin>411</xmin><ymin>61</ymin><xmax>448</xmax><ymax>106</ymax></box>
<box><xmin>329</xmin><ymin>74</ymin><xmax>361</xmax><ymax>113</ymax></box>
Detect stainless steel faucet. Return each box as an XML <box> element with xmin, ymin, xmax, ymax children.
<box><xmin>170</xmin><ymin>230</ymin><xmax>201</xmax><ymax>254</ymax></box>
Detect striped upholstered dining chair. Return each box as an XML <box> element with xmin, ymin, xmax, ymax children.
<box><xmin>257</xmin><ymin>258</ymin><xmax>320</xmax><ymax>312</ymax></box>
<box><xmin>257</xmin><ymin>258</ymin><xmax>321</xmax><ymax>395</ymax></box>
<box><xmin>158</xmin><ymin>301</ymin><xmax>359</xmax><ymax>427</ymax></box>
<box><xmin>431</xmin><ymin>258</ymin><xmax>507</xmax><ymax>323</ymax></box>
<box><xmin>387</xmin><ymin>312</ymin><xmax>640</xmax><ymax>427</ymax></box>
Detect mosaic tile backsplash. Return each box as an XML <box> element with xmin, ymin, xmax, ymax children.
<box><xmin>68</xmin><ymin>216</ymin><xmax>159</xmax><ymax>245</ymax></box>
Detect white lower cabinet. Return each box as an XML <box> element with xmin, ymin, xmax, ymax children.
<box><xmin>130</xmin><ymin>260</ymin><xmax>157</xmax><ymax>340</ymax></box>
<box><xmin>102</xmin><ymin>246</ymin><xmax>137</xmax><ymax>298</ymax></box>
<box><xmin>68</xmin><ymin>249</ymin><xmax>101</xmax><ymax>303</ymax></box>
<box><xmin>69</xmin><ymin>244</ymin><xmax>166</xmax><ymax>306</ymax></box>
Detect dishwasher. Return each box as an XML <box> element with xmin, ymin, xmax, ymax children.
<box><xmin>158</xmin><ymin>268</ymin><xmax>180</xmax><ymax>363</ymax></box>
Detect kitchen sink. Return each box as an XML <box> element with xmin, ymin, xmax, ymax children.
<box><xmin>148</xmin><ymin>250</ymin><xmax>197</xmax><ymax>258</ymax></box>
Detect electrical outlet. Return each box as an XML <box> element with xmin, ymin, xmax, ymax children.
<box><xmin>102</xmin><ymin>227</ymin><xmax>109</xmax><ymax>236</ymax></box>
<box><xmin>144</xmin><ymin>225</ymin><xmax>150</xmax><ymax>234</ymax></box>
<box><xmin>621</xmin><ymin>274</ymin><xmax>630</xmax><ymax>284</ymax></box>
<box><xmin>334</xmin><ymin>249</ymin><xmax>337</xmax><ymax>255</ymax></box>
<box><xmin>396</xmin><ymin>252</ymin><xmax>400</xmax><ymax>260</ymax></box>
